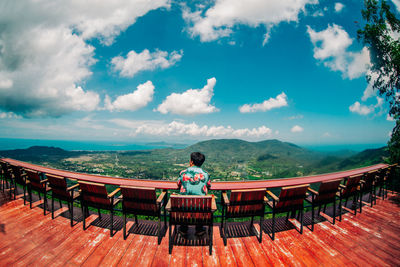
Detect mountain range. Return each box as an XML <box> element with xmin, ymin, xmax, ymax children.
<box><xmin>0</xmin><ymin>139</ymin><xmax>390</xmax><ymax>180</ymax></box>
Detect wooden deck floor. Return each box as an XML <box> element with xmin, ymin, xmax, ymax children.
<box><xmin>0</xmin><ymin>189</ymin><xmax>399</xmax><ymax>267</ymax></box>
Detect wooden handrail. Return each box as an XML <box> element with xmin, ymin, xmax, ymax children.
<box><xmin>1</xmin><ymin>158</ymin><xmax>388</xmax><ymax>190</ymax></box>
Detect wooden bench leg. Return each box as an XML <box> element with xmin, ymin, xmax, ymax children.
<box><xmin>259</xmin><ymin>215</ymin><xmax>263</xmax><ymax>243</ymax></box>
<box><xmin>110</xmin><ymin>208</ymin><xmax>114</xmax><ymax>237</ymax></box>
<box><xmin>51</xmin><ymin>197</ymin><xmax>55</xmax><ymax>219</ymax></box>
<box><xmin>168</xmin><ymin>223</ymin><xmax>173</xmax><ymax>254</ymax></box>
<box><xmin>70</xmin><ymin>201</ymin><xmax>74</xmax><ymax>227</ymax></box>
<box><xmin>272</xmin><ymin>212</ymin><xmax>275</xmax><ymax>241</ymax></box>
<box><xmin>209</xmin><ymin>224</ymin><xmax>213</xmax><ymax>255</ymax></box>
<box><xmin>123</xmin><ymin>213</ymin><xmax>127</xmax><ymax>240</ymax></box>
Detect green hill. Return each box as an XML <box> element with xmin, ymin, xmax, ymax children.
<box><xmin>0</xmin><ymin>146</ymin><xmax>84</xmax><ymax>162</ymax></box>
<box><xmin>0</xmin><ymin>140</ymin><xmax>389</xmax><ymax>180</ymax></box>
<box><xmin>180</xmin><ymin>139</ymin><xmax>322</xmax><ymax>163</ymax></box>
<box><xmin>312</xmin><ymin>147</ymin><xmax>389</xmax><ymax>173</ymax></box>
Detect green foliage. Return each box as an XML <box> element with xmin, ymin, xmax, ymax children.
<box><xmin>0</xmin><ymin>140</ymin><xmax>389</xmax><ymax>181</ymax></box>
<box><xmin>388</xmin><ymin>119</ymin><xmax>400</xmax><ymax>162</ymax></box>
<box><xmin>357</xmin><ymin>0</ymin><xmax>400</xmax><ymax>163</ymax></box>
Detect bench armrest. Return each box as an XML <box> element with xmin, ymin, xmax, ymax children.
<box><xmin>307</xmin><ymin>188</ymin><xmax>319</xmax><ymax>195</ymax></box>
<box><xmin>222</xmin><ymin>192</ymin><xmax>229</xmax><ymax>205</ymax></box>
<box><xmin>165</xmin><ymin>199</ymin><xmax>171</xmax><ymax>211</ymax></box>
<box><xmin>157</xmin><ymin>190</ymin><xmax>167</xmax><ymax>205</ymax></box>
<box><xmin>339</xmin><ymin>184</ymin><xmax>346</xmax><ymax>189</ymax></box>
<box><xmin>266</xmin><ymin>190</ymin><xmax>279</xmax><ymax>202</ymax></box>
<box><xmin>108</xmin><ymin>188</ymin><xmax>121</xmax><ymax>198</ymax></box>
<box><xmin>40</xmin><ymin>179</ymin><xmax>48</xmax><ymax>184</ymax></box>
<box><xmin>211</xmin><ymin>195</ymin><xmax>217</xmax><ymax>212</ymax></box>
<box><xmin>67</xmin><ymin>184</ymin><xmax>79</xmax><ymax>191</ymax></box>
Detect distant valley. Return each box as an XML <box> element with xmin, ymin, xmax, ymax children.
<box><xmin>0</xmin><ymin>139</ymin><xmax>389</xmax><ymax>181</ymax></box>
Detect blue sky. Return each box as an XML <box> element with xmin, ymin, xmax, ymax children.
<box><xmin>0</xmin><ymin>0</ymin><xmax>399</xmax><ymax>147</ymax></box>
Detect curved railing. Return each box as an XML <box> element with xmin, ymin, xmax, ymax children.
<box><xmin>1</xmin><ymin>158</ymin><xmax>388</xmax><ymax>190</ymax></box>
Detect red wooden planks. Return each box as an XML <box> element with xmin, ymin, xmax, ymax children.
<box><xmin>1</xmin><ymin>190</ymin><xmax>400</xmax><ymax>266</ymax></box>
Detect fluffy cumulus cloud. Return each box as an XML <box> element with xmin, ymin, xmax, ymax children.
<box><xmin>239</xmin><ymin>92</ymin><xmax>288</xmax><ymax>113</ymax></box>
<box><xmin>105</xmin><ymin>81</ymin><xmax>154</xmax><ymax>111</ymax></box>
<box><xmin>291</xmin><ymin>125</ymin><xmax>304</xmax><ymax>133</ymax></box>
<box><xmin>111</xmin><ymin>119</ymin><xmax>273</xmax><ymax>139</ymax></box>
<box><xmin>182</xmin><ymin>0</ymin><xmax>318</xmax><ymax>44</ymax></box>
<box><xmin>307</xmin><ymin>24</ymin><xmax>370</xmax><ymax>79</ymax></box>
<box><xmin>0</xmin><ymin>0</ymin><xmax>169</xmax><ymax>117</ymax></box>
<box><xmin>349</xmin><ymin>102</ymin><xmax>374</xmax><ymax>115</ymax></box>
<box><xmin>334</xmin><ymin>3</ymin><xmax>345</xmax><ymax>13</ymax></box>
<box><xmin>349</xmin><ymin>97</ymin><xmax>383</xmax><ymax>115</ymax></box>
<box><xmin>112</xmin><ymin>49</ymin><xmax>183</xmax><ymax>78</ymax></box>
<box><xmin>156</xmin><ymin>77</ymin><xmax>219</xmax><ymax>115</ymax></box>
<box><xmin>0</xmin><ymin>112</ymin><xmax>21</xmax><ymax>119</ymax></box>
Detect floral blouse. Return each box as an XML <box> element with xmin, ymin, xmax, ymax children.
<box><xmin>177</xmin><ymin>166</ymin><xmax>211</xmax><ymax>195</ymax></box>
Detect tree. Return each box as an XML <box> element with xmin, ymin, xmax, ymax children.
<box><xmin>357</xmin><ymin>0</ymin><xmax>400</xmax><ymax>163</ymax></box>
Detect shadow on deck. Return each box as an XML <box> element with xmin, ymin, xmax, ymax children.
<box><xmin>0</xmin><ymin>187</ymin><xmax>399</xmax><ymax>266</ymax></box>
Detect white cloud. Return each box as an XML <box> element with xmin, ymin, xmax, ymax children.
<box><xmin>239</xmin><ymin>92</ymin><xmax>288</xmax><ymax>113</ymax></box>
<box><xmin>362</xmin><ymin>82</ymin><xmax>376</xmax><ymax>101</ymax></box>
<box><xmin>0</xmin><ymin>0</ymin><xmax>169</xmax><ymax>117</ymax></box>
<box><xmin>322</xmin><ymin>132</ymin><xmax>331</xmax><ymax>137</ymax></box>
<box><xmin>112</xmin><ymin>119</ymin><xmax>273</xmax><ymax>139</ymax></box>
<box><xmin>0</xmin><ymin>77</ymin><xmax>13</xmax><ymax>89</ymax></box>
<box><xmin>335</xmin><ymin>3</ymin><xmax>345</xmax><ymax>13</ymax></box>
<box><xmin>0</xmin><ymin>112</ymin><xmax>21</xmax><ymax>119</ymax></box>
<box><xmin>349</xmin><ymin>102</ymin><xmax>372</xmax><ymax>115</ymax></box>
<box><xmin>393</xmin><ymin>0</ymin><xmax>400</xmax><ymax>12</ymax></box>
<box><xmin>182</xmin><ymin>0</ymin><xmax>318</xmax><ymax>43</ymax></box>
<box><xmin>112</xmin><ymin>49</ymin><xmax>183</xmax><ymax>78</ymax></box>
<box><xmin>312</xmin><ymin>10</ymin><xmax>324</xmax><ymax>17</ymax></box>
<box><xmin>291</xmin><ymin>125</ymin><xmax>304</xmax><ymax>133</ymax></box>
<box><xmin>105</xmin><ymin>81</ymin><xmax>154</xmax><ymax>111</ymax></box>
<box><xmin>287</xmin><ymin>114</ymin><xmax>304</xmax><ymax>120</ymax></box>
<box><xmin>307</xmin><ymin>24</ymin><xmax>370</xmax><ymax>79</ymax></box>
<box><xmin>387</xmin><ymin>114</ymin><xmax>395</xmax><ymax>121</ymax></box>
<box><xmin>156</xmin><ymin>77</ymin><xmax>219</xmax><ymax>115</ymax></box>
<box><xmin>349</xmin><ymin>97</ymin><xmax>383</xmax><ymax>115</ymax></box>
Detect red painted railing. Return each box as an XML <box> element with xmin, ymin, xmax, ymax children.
<box><xmin>1</xmin><ymin>158</ymin><xmax>388</xmax><ymax>190</ymax></box>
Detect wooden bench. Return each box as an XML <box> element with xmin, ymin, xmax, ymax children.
<box><xmin>25</xmin><ymin>169</ymin><xmax>50</xmax><ymax>215</ymax></box>
<box><xmin>306</xmin><ymin>179</ymin><xmax>342</xmax><ymax>231</ymax></box>
<box><xmin>46</xmin><ymin>174</ymin><xmax>80</xmax><ymax>227</ymax></box>
<box><xmin>78</xmin><ymin>181</ymin><xmax>120</xmax><ymax>237</ymax></box>
<box><xmin>166</xmin><ymin>194</ymin><xmax>217</xmax><ymax>254</ymax></box>
<box><xmin>120</xmin><ymin>186</ymin><xmax>167</xmax><ymax>243</ymax></box>
<box><xmin>266</xmin><ymin>184</ymin><xmax>309</xmax><ymax>240</ymax></box>
<box><xmin>221</xmin><ymin>188</ymin><xmax>266</xmax><ymax>244</ymax></box>
<box><xmin>10</xmin><ymin>165</ymin><xmax>28</xmax><ymax>204</ymax></box>
<box><xmin>337</xmin><ymin>174</ymin><xmax>363</xmax><ymax>220</ymax></box>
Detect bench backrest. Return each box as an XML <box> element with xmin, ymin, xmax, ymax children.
<box><xmin>120</xmin><ymin>186</ymin><xmax>158</xmax><ymax>215</ymax></box>
<box><xmin>275</xmin><ymin>184</ymin><xmax>309</xmax><ymax>211</ymax></box>
<box><xmin>375</xmin><ymin>168</ymin><xmax>387</xmax><ymax>186</ymax></box>
<box><xmin>0</xmin><ymin>161</ymin><xmax>12</xmax><ymax>180</ymax></box>
<box><xmin>314</xmin><ymin>179</ymin><xmax>342</xmax><ymax>203</ymax></box>
<box><xmin>342</xmin><ymin>174</ymin><xmax>362</xmax><ymax>197</ymax></box>
<box><xmin>388</xmin><ymin>164</ymin><xmax>398</xmax><ymax>180</ymax></box>
<box><xmin>10</xmin><ymin>165</ymin><xmax>25</xmax><ymax>185</ymax></box>
<box><xmin>46</xmin><ymin>174</ymin><xmax>71</xmax><ymax>200</ymax></box>
<box><xmin>25</xmin><ymin>169</ymin><xmax>45</xmax><ymax>191</ymax></box>
<box><xmin>169</xmin><ymin>195</ymin><xmax>213</xmax><ymax>225</ymax></box>
<box><xmin>362</xmin><ymin>171</ymin><xmax>376</xmax><ymax>190</ymax></box>
<box><xmin>227</xmin><ymin>188</ymin><xmax>266</xmax><ymax>216</ymax></box>
<box><xmin>78</xmin><ymin>181</ymin><xmax>111</xmax><ymax>207</ymax></box>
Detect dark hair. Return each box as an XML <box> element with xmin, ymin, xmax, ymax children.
<box><xmin>191</xmin><ymin>152</ymin><xmax>205</xmax><ymax>167</ymax></box>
